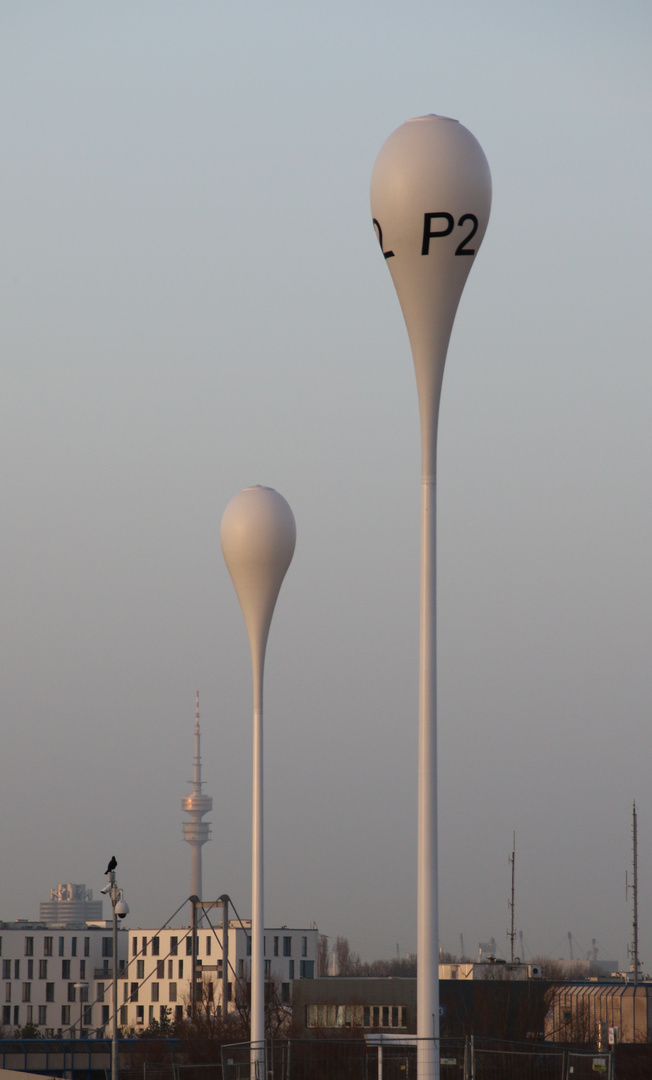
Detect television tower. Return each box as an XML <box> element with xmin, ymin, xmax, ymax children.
<box><xmin>182</xmin><ymin>692</ymin><xmax>212</xmax><ymax>899</ymax></box>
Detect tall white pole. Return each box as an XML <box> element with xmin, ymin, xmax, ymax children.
<box><xmin>371</xmin><ymin>115</ymin><xmax>491</xmax><ymax>1080</ymax></box>
<box><xmin>221</xmin><ymin>486</ymin><xmax>296</xmax><ymax>1078</ymax></box>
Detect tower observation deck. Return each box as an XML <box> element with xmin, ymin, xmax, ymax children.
<box><xmin>182</xmin><ymin>692</ymin><xmax>212</xmax><ymax>899</ymax></box>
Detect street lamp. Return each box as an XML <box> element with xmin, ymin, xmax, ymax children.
<box><xmin>371</xmin><ymin>115</ymin><xmax>491</xmax><ymax>1080</ymax></box>
<box><xmin>102</xmin><ymin>867</ymin><xmax>129</xmax><ymax>1080</ymax></box>
<box><xmin>221</xmin><ymin>486</ymin><xmax>296</xmax><ymax>1078</ymax></box>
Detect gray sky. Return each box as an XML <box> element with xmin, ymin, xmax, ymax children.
<box><xmin>1</xmin><ymin>0</ymin><xmax>651</xmax><ymax>969</ymax></box>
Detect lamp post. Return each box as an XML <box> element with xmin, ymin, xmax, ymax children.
<box><xmin>221</xmin><ymin>486</ymin><xmax>296</xmax><ymax>1078</ymax></box>
<box><xmin>102</xmin><ymin>868</ymin><xmax>129</xmax><ymax>1080</ymax></box>
<box><xmin>371</xmin><ymin>115</ymin><xmax>491</xmax><ymax>1080</ymax></box>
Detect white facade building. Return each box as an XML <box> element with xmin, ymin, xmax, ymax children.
<box><xmin>0</xmin><ymin>923</ymin><xmax>128</xmax><ymax>1036</ymax></box>
<box><xmin>118</xmin><ymin>921</ymin><xmax>318</xmax><ymax>1031</ymax></box>
<box><xmin>0</xmin><ymin>919</ymin><xmax>318</xmax><ymax>1036</ymax></box>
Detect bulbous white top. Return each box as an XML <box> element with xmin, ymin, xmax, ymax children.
<box><xmin>371</xmin><ymin>116</ymin><xmax>492</xmax><ymax>475</ymax></box>
<box><xmin>221</xmin><ymin>486</ymin><xmax>296</xmax><ymax>666</ymax></box>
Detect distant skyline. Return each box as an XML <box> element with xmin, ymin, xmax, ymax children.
<box><xmin>1</xmin><ymin>0</ymin><xmax>651</xmax><ymax>971</ymax></box>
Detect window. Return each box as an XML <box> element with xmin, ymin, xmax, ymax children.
<box><xmin>383</xmin><ymin>1006</ymin><xmax>389</xmax><ymax>1027</ymax></box>
<box><xmin>71</xmin><ymin>938</ymin><xmax>77</xmax><ymax>957</ymax></box>
<box><xmin>151</xmin><ymin>983</ymin><xmax>159</xmax><ymax>1003</ymax></box>
<box><xmin>120</xmin><ymin>1005</ymin><xmax>128</xmax><ymax>1025</ymax></box>
<box><xmin>44</xmin><ymin>937</ymin><xmax>53</xmax><ymax>957</ymax></box>
<box><xmin>68</xmin><ymin>984</ymin><xmax>76</xmax><ymax>1002</ymax></box>
<box><xmin>46</xmin><ymin>984</ymin><xmax>55</xmax><ymax>1003</ymax></box>
<box><xmin>102</xmin><ymin>1005</ymin><xmax>110</xmax><ymax>1025</ymax></box>
<box><xmin>102</xmin><ymin>938</ymin><xmax>113</xmax><ymax>958</ymax></box>
<box><xmin>27</xmin><ymin>959</ymin><xmax>33</xmax><ymax>980</ymax></box>
<box><xmin>283</xmin><ymin>937</ymin><xmax>292</xmax><ymax>957</ymax></box>
<box><xmin>206</xmin><ymin>936</ymin><xmax>211</xmax><ymax>956</ymax></box>
<box><xmin>263</xmin><ymin>937</ymin><xmax>266</xmax><ymax>956</ymax></box>
<box><xmin>123</xmin><ymin>983</ymin><xmax>129</xmax><ymax>1003</ymax></box>
<box><xmin>238</xmin><ymin>960</ymin><xmax>244</xmax><ymax>978</ymax></box>
<box><xmin>2</xmin><ymin>960</ymin><xmax>10</xmax><ymax>980</ymax></box>
<box><xmin>61</xmin><ymin>1005</ymin><xmax>71</xmax><ymax>1026</ymax></box>
<box><xmin>59</xmin><ymin>938</ymin><xmax>65</xmax><ymax>957</ymax></box>
<box><xmin>392</xmin><ymin>1006</ymin><xmax>400</xmax><ymax>1027</ymax></box>
<box><xmin>156</xmin><ymin>960</ymin><xmax>164</xmax><ymax>979</ymax></box>
<box><xmin>246</xmin><ymin>937</ymin><xmax>251</xmax><ymax>957</ymax></box>
<box><xmin>301</xmin><ymin>936</ymin><xmax>307</xmax><ymax>957</ymax></box>
<box><xmin>13</xmin><ymin>1005</ymin><xmax>19</xmax><ymax>1026</ymax></box>
<box><xmin>80</xmin><ymin>985</ymin><xmax>89</xmax><ymax>1003</ymax></box>
<box><xmin>137</xmin><ymin>961</ymin><xmax>145</xmax><ymax>979</ymax></box>
<box><xmin>300</xmin><ymin>960</ymin><xmax>314</xmax><ymax>979</ymax></box>
<box><xmin>169</xmin><ymin>982</ymin><xmax>177</xmax><ymax>1002</ymax></box>
<box><xmin>97</xmin><ymin>983</ymin><xmax>104</xmax><ymax>1002</ymax></box>
<box><xmin>167</xmin><ymin>960</ymin><xmax>173</xmax><ymax>979</ymax></box>
<box><xmin>130</xmin><ymin>983</ymin><xmax>139</xmax><ymax>1003</ymax></box>
<box><xmin>178</xmin><ymin>960</ymin><xmax>183</xmax><ymax>979</ymax></box>
<box><xmin>25</xmin><ymin>937</ymin><xmax>34</xmax><ymax>956</ymax></box>
<box><xmin>22</xmin><ymin>983</ymin><xmax>31</xmax><ymax>1002</ymax></box>
<box><xmin>132</xmin><ymin>938</ymin><xmax>138</xmax><ymax>956</ymax></box>
<box><xmin>39</xmin><ymin>1005</ymin><xmax>47</xmax><ymax>1026</ymax></box>
<box><xmin>79</xmin><ymin>960</ymin><xmax>85</xmax><ymax>979</ymax></box>
<box><xmin>5</xmin><ymin>983</ymin><xmax>10</xmax><ymax>1003</ymax></box>
<box><xmin>136</xmin><ymin>1005</ymin><xmax>144</xmax><ymax>1024</ymax></box>
<box><xmin>175</xmin><ymin>1005</ymin><xmax>183</xmax><ymax>1024</ymax></box>
<box><xmin>142</xmin><ymin>937</ymin><xmax>148</xmax><ymax>956</ymax></box>
<box><xmin>39</xmin><ymin>960</ymin><xmax>47</xmax><ymax>979</ymax></box>
<box><xmin>170</xmin><ymin>937</ymin><xmax>178</xmax><ymax>956</ymax></box>
<box><xmin>186</xmin><ymin>937</ymin><xmax>193</xmax><ymax>956</ymax></box>
<box><xmin>289</xmin><ymin>960</ymin><xmax>294</xmax><ymax>980</ymax></box>
<box><xmin>2</xmin><ymin>1006</ymin><xmax>10</xmax><ymax>1026</ymax></box>
<box><xmin>14</xmin><ymin>960</ymin><xmax>20</xmax><ymax>979</ymax></box>
<box><xmin>151</xmin><ymin>937</ymin><xmax>160</xmax><ymax>956</ymax></box>
<box><xmin>84</xmin><ymin>938</ymin><xmax>90</xmax><ymax>958</ymax></box>
<box><xmin>274</xmin><ymin>936</ymin><xmax>279</xmax><ymax>957</ymax></box>
<box><xmin>26</xmin><ymin>1006</ymin><xmax>33</xmax><ymax>1025</ymax></box>
<box><xmin>281</xmin><ymin>983</ymin><xmax>290</xmax><ymax>1004</ymax></box>
<box><xmin>83</xmin><ymin>1005</ymin><xmax>92</xmax><ymax>1026</ymax></box>
<box><xmin>264</xmin><ymin>960</ymin><xmax>271</xmax><ymax>978</ymax></box>
<box><xmin>62</xmin><ymin>960</ymin><xmax>71</xmax><ymax>980</ymax></box>
<box><xmin>373</xmin><ymin>1006</ymin><xmax>380</xmax><ymax>1027</ymax></box>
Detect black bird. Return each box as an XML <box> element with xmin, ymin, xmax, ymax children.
<box><xmin>105</xmin><ymin>856</ymin><xmax>117</xmax><ymax>875</ymax></box>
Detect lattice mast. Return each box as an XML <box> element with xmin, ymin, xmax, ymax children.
<box><xmin>508</xmin><ymin>831</ymin><xmax>516</xmax><ymax>963</ymax></box>
<box><xmin>182</xmin><ymin>692</ymin><xmax>213</xmax><ymax>899</ymax></box>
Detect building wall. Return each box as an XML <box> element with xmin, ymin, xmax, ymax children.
<box><xmin>118</xmin><ymin>923</ymin><xmax>318</xmax><ymax>1031</ymax></box>
<box><xmin>0</xmin><ymin>925</ymin><xmax>128</xmax><ymax>1036</ymax></box>
<box><xmin>545</xmin><ymin>982</ymin><xmax>652</xmax><ymax>1044</ymax></box>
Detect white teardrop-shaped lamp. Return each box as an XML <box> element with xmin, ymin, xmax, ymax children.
<box><xmin>371</xmin><ymin>115</ymin><xmax>491</xmax><ymax>1080</ymax></box>
<box><xmin>221</xmin><ymin>485</ymin><xmax>296</xmax><ymax>1071</ymax></box>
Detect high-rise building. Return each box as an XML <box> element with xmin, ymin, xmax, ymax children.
<box><xmin>39</xmin><ymin>884</ymin><xmax>103</xmax><ymax>926</ymax></box>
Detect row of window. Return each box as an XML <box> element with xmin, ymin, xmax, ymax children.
<box><xmin>1</xmin><ymin>1004</ymin><xmax>111</xmax><ymax>1028</ymax></box>
<box><xmin>129</xmin><ymin>934</ymin><xmax>311</xmax><ymax>960</ymax></box>
<box><xmin>2</xmin><ymin>959</ymin><xmax>92</xmax><ymax>981</ymax></box>
<box><xmin>306</xmin><ymin>1004</ymin><xmax>406</xmax><ymax>1029</ymax></box>
<box><xmin>0</xmin><ymin>936</ymin><xmax>99</xmax><ymax>958</ymax></box>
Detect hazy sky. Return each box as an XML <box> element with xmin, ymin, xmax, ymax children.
<box><xmin>1</xmin><ymin>1</ymin><xmax>651</xmax><ymax>970</ymax></box>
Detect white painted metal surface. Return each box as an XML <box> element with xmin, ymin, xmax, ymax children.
<box><xmin>371</xmin><ymin>115</ymin><xmax>491</xmax><ymax>1080</ymax></box>
<box><xmin>221</xmin><ymin>486</ymin><xmax>296</xmax><ymax>1075</ymax></box>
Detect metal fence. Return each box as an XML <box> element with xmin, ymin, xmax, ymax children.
<box><xmin>220</xmin><ymin>1037</ymin><xmax>614</xmax><ymax>1080</ymax></box>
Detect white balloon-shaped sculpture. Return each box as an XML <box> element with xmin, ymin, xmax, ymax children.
<box><xmin>221</xmin><ymin>486</ymin><xmax>296</xmax><ymax>1071</ymax></box>
<box><xmin>371</xmin><ymin>116</ymin><xmax>491</xmax><ymax>1080</ymax></box>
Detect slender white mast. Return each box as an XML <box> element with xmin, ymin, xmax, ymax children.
<box><xmin>221</xmin><ymin>486</ymin><xmax>296</xmax><ymax>1077</ymax></box>
<box><xmin>371</xmin><ymin>116</ymin><xmax>491</xmax><ymax>1080</ymax></box>
<box><xmin>182</xmin><ymin>691</ymin><xmax>212</xmax><ymax>900</ymax></box>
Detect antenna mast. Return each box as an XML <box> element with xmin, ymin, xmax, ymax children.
<box><xmin>508</xmin><ymin>831</ymin><xmax>516</xmax><ymax>963</ymax></box>
<box><xmin>627</xmin><ymin>801</ymin><xmax>640</xmax><ymax>984</ymax></box>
